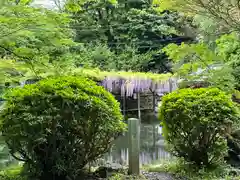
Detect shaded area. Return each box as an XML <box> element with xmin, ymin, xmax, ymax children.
<box><xmin>97</xmin><ymin>120</ymin><xmax>170</xmax><ymax>166</ymax></box>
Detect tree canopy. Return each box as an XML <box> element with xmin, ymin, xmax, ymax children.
<box><xmin>155</xmin><ymin>0</ymin><xmax>240</xmax><ymax>93</ymax></box>
<box><xmin>0</xmin><ymin>0</ymin><xmax>195</xmax><ymax>86</ymax></box>
<box><xmin>0</xmin><ymin>0</ymin><xmax>78</xmax><ymax>85</ymax></box>
<box><xmin>0</xmin><ymin>0</ymin><xmax>238</xmax><ymax>93</ymax></box>
<box><xmin>155</xmin><ymin>0</ymin><xmax>240</xmax><ymax>34</ymax></box>
<box><xmin>64</xmin><ymin>0</ymin><xmax>194</xmax><ymax>72</ymax></box>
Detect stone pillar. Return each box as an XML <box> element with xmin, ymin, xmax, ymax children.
<box><xmin>128</xmin><ymin>118</ymin><xmax>140</xmax><ymax>175</ymax></box>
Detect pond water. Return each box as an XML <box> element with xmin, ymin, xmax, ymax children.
<box><xmin>99</xmin><ymin>120</ymin><xmax>171</xmax><ymax>166</ymax></box>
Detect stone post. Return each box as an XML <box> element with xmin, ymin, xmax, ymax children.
<box><xmin>128</xmin><ymin>118</ymin><xmax>140</xmax><ymax>175</ymax></box>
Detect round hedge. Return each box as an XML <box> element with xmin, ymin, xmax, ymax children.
<box><xmin>159</xmin><ymin>88</ymin><xmax>240</xmax><ymax>167</ymax></box>
<box><xmin>0</xmin><ymin>76</ymin><xmax>125</xmax><ymax>180</ymax></box>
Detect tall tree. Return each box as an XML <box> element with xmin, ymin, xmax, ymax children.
<box><xmin>154</xmin><ymin>0</ymin><xmax>240</xmax><ymax>92</ymax></box>
<box><xmin>65</xmin><ymin>0</ymin><xmax>194</xmax><ymax>72</ymax></box>
<box><xmin>154</xmin><ymin>0</ymin><xmax>240</xmax><ymax>34</ymax></box>
<box><xmin>0</xmin><ymin>0</ymin><xmax>77</xmax><ymax>85</ymax></box>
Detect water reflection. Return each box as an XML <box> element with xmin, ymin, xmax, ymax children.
<box><xmin>102</xmin><ymin>122</ymin><xmax>170</xmax><ymax>166</ymax></box>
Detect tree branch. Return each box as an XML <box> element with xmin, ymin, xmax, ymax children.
<box><xmin>0</xmin><ymin>45</ymin><xmax>39</xmax><ymax>77</ymax></box>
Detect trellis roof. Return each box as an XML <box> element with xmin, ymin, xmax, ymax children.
<box><xmin>73</xmin><ymin>69</ymin><xmax>178</xmax><ymax>96</ymax></box>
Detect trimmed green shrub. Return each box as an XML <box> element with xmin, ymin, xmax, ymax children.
<box><xmin>159</xmin><ymin>88</ymin><xmax>240</xmax><ymax>167</ymax></box>
<box><xmin>0</xmin><ymin>76</ymin><xmax>126</xmax><ymax>180</ymax></box>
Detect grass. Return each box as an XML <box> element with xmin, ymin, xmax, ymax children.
<box><xmin>108</xmin><ymin>173</ymin><xmax>147</xmax><ymax>180</ymax></box>
<box><xmin>143</xmin><ymin>158</ymin><xmax>240</xmax><ymax>180</ymax></box>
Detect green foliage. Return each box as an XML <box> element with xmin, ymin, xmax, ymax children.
<box><xmin>215</xmin><ymin>33</ymin><xmax>240</xmax><ymax>90</ymax></box>
<box><xmin>0</xmin><ymin>76</ymin><xmax>126</xmax><ymax>180</ymax></box>
<box><xmin>144</xmin><ymin>158</ymin><xmax>240</xmax><ymax>180</ymax></box>
<box><xmin>74</xmin><ymin>44</ymin><xmax>154</xmax><ymax>71</ymax></box>
<box><xmin>0</xmin><ymin>164</ymin><xmax>25</xmax><ymax>180</ymax></box>
<box><xmin>66</xmin><ymin>0</ymin><xmax>180</xmax><ymax>45</ymax></box>
<box><xmin>164</xmin><ymin>33</ymin><xmax>240</xmax><ymax>92</ymax></box>
<box><xmin>0</xmin><ymin>174</ymin><xmax>26</xmax><ymax>180</ymax></box>
<box><xmin>155</xmin><ymin>0</ymin><xmax>240</xmax><ymax>92</ymax></box>
<box><xmin>163</xmin><ymin>42</ymin><xmax>219</xmax><ymax>74</ymax></box>
<box><xmin>192</xmin><ymin>15</ymin><xmax>220</xmax><ymax>47</ymax></box>
<box><xmin>0</xmin><ymin>0</ymin><xmax>192</xmax><ymax>84</ymax></box>
<box><xmin>65</xmin><ymin>0</ymin><xmax>188</xmax><ymax>72</ymax></box>
<box><xmin>154</xmin><ymin>0</ymin><xmax>240</xmax><ymax>34</ymax></box>
<box><xmin>0</xmin><ymin>138</ymin><xmax>19</xmax><ymax>169</ymax></box>
<box><xmin>108</xmin><ymin>173</ymin><xmax>146</xmax><ymax>180</ymax></box>
<box><xmin>226</xmin><ymin>128</ymin><xmax>240</xmax><ymax>168</ymax></box>
<box><xmin>109</xmin><ymin>8</ymin><xmax>180</xmax><ymax>51</ymax></box>
<box><xmin>0</xmin><ymin>100</ymin><xmax>19</xmax><ymax>170</ymax></box>
<box><xmin>0</xmin><ymin>0</ymin><xmax>78</xmax><ymax>85</ymax></box>
<box><xmin>163</xmin><ymin>40</ymin><xmax>237</xmax><ymax>93</ymax></box>
<box><xmin>159</xmin><ymin>88</ymin><xmax>240</xmax><ymax>167</ymax></box>
<box><xmin>72</xmin><ymin>68</ymin><xmax>172</xmax><ymax>82</ymax></box>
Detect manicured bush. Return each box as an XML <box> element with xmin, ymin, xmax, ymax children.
<box><xmin>159</xmin><ymin>88</ymin><xmax>240</xmax><ymax>167</ymax></box>
<box><xmin>0</xmin><ymin>76</ymin><xmax>126</xmax><ymax>180</ymax></box>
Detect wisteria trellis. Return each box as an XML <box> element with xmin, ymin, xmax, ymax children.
<box><xmin>101</xmin><ymin>76</ymin><xmax>178</xmax><ymax>97</ymax></box>
<box><xmin>20</xmin><ymin>69</ymin><xmax>179</xmax><ymax>97</ymax></box>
